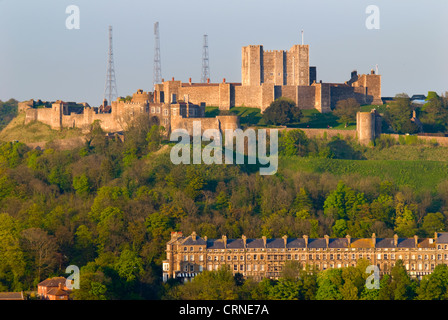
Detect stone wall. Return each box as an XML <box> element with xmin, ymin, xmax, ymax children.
<box><xmin>234</xmin><ymin>85</ymin><xmax>262</xmax><ymax>108</ymax></box>
<box><xmin>297</xmin><ymin>86</ymin><xmax>316</xmax><ymax>109</ymax></box>
<box><xmin>170</xmin><ymin>115</ymin><xmax>239</xmax><ymax>136</ymax></box>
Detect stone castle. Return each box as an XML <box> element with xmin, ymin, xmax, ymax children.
<box><xmin>18</xmin><ymin>39</ymin><xmax>382</xmax><ymax>136</ymax></box>
<box><xmin>154</xmin><ymin>44</ymin><xmax>382</xmax><ymax>113</ymax></box>
<box><xmin>18</xmin><ymin>89</ymin><xmax>240</xmax><ymax>136</ymax></box>
<box><xmin>163</xmin><ymin>231</ymin><xmax>448</xmax><ymax>283</ymax></box>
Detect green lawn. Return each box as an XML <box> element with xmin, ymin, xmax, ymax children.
<box><xmin>360</xmin><ymin>104</ymin><xmax>387</xmax><ymax>113</ymax></box>
<box><xmin>280</xmin><ymin>156</ymin><xmax>448</xmax><ymax>192</ymax></box>
<box><xmin>0</xmin><ymin>112</ymin><xmax>84</xmax><ymax>144</ymax></box>
<box><xmin>205</xmin><ymin>106</ymin><xmax>265</xmax><ymax>127</ymax></box>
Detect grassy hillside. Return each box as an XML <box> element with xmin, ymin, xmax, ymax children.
<box><xmin>364</xmin><ymin>144</ymin><xmax>448</xmax><ymax>161</ymax></box>
<box><xmin>280</xmin><ymin>156</ymin><xmax>448</xmax><ymax>192</ymax></box>
<box><xmin>0</xmin><ymin>112</ymin><xmax>84</xmax><ymax>144</ymax></box>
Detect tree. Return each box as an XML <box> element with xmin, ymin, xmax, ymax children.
<box><xmin>0</xmin><ymin>213</ymin><xmax>26</xmax><ymax>291</ymax></box>
<box><xmin>279</xmin><ymin>129</ymin><xmax>310</xmax><ymax>157</ymax></box>
<box><xmin>416</xmin><ymin>264</ymin><xmax>448</xmax><ymax>300</ymax></box>
<box><xmin>269</xmin><ymin>278</ymin><xmax>303</xmax><ymax>300</ymax></box>
<box><xmin>114</xmin><ymin>249</ymin><xmax>143</xmax><ymax>283</ymax></box>
<box><xmin>419</xmin><ymin>91</ymin><xmax>448</xmax><ymax>132</ymax></box>
<box><xmin>20</xmin><ymin>228</ymin><xmax>58</xmax><ymax>283</ymax></box>
<box><xmin>332</xmin><ymin>219</ymin><xmax>348</xmax><ymax>237</ymax></box>
<box><xmin>262</xmin><ymin>97</ymin><xmax>302</xmax><ymax>126</ymax></box>
<box><xmin>384</xmin><ymin>94</ymin><xmax>419</xmax><ymax>134</ymax></box>
<box><xmin>147</xmin><ymin>125</ymin><xmax>164</xmax><ymax>152</ymax></box>
<box><xmin>96</xmin><ymin>206</ymin><xmax>126</xmax><ymax>253</ymax></box>
<box><xmin>73</xmin><ymin>173</ymin><xmax>91</xmax><ymax>197</ymax></box>
<box><xmin>71</xmin><ymin>266</ymin><xmax>109</xmax><ymax>300</ymax></box>
<box><xmin>169</xmin><ymin>266</ymin><xmax>239</xmax><ymax>300</ymax></box>
<box><xmin>323</xmin><ymin>181</ymin><xmax>366</xmax><ymax>220</ymax></box>
<box><xmin>394</xmin><ymin>206</ymin><xmax>418</xmax><ymax>238</ymax></box>
<box><xmin>333</xmin><ymin>98</ymin><xmax>359</xmax><ymax>127</ymax></box>
<box><xmin>382</xmin><ymin>260</ymin><xmax>415</xmax><ymax>300</ymax></box>
<box><xmin>422</xmin><ymin>212</ymin><xmax>445</xmax><ymax>237</ymax></box>
<box><xmin>315</xmin><ymin>268</ymin><xmax>343</xmax><ymax>300</ymax></box>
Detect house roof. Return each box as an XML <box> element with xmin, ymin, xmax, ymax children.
<box><xmin>375</xmin><ymin>238</ymin><xmax>396</xmax><ymax>248</ymax></box>
<box><xmin>437</xmin><ymin>233</ymin><xmax>448</xmax><ymax>243</ymax></box>
<box><xmin>397</xmin><ymin>238</ymin><xmax>416</xmax><ymax>248</ymax></box>
<box><xmin>246</xmin><ymin>239</ymin><xmax>264</xmax><ymax>249</ymax></box>
<box><xmin>181</xmin><ymin>236</ymin><xmax>207</xmax><ymax>246</ymax></box>
<box><xmin>178</xmin><ymin>232</ymin><xmax>440</xmax><ymax>250</ymax></box>
<box><xmin>328</xmin><ymin>238</ymin><xmax>348</xmax><ymax>248</ymax></box>
<box><xmin>206</xmin><ymin>239</ymin><xmax>225</xmax><ymax>249</ymax></box>
<box><xmin>46</xmin><ymin>287</ymin><xmax>69</xmax><ymax>297</ymax></box>
<box><xmin>307</xmin><ymin>239</ymin><xmax>327</xmax><ymax>249</ymax></box>
<box><xmin>286</xmin><ymin>238</ymin><xmax>306</xmax><ymax>248</ymax></box>
<box><xmin>266</xmin><ymin>238</ymin><xmax>285</xmax><ymax>249</ymax></box>
<box><xmin>350</xmin><ymin>238</ymin><xmax>374</xmax><ymax>248</ymax></box>
<box><xmin>0</xmin><ymin>292</ymin><xmax>24</xmax><ymax>300</ymax></box>
<box><xmin>226</xmin><ymin>239</ymin><xmax>245</xmax><ymax>249</ymax></box>
<box><xmin>38</xmin><ymin>277</ymin><xmax>67</xmax><ymax>288</ymax></box>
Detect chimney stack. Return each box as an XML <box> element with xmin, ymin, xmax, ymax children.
<box><xmin>372</xmin><ymin>233</ymin><xmax>376</xmax><ymax>248</ymax></box>
<box><xmin>222</xmin><ymin>235</ymin><xmax>227</xmax><ymax>248</ymax></box>
<box><xmin>324</xmin><ymin>235</ymin><xmax>329</xmax><ymax>248</ymax></box>
<box><xmin>303</xmin><ymin>235</ymin><xmax>309</xmax><ymax>248</ymax></box>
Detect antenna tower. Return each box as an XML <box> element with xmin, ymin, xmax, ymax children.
<box><xmin>103</xmin><ymin>26</ymin><xmax>118</xmax><ymax>106</ymax></box>
<box><xmin>153</xmin><ymin>22</ymin><xmax>162</xmax><ymax>88</ymax></box>
<box><xmin>201</xmin><ymin>34</ymin><xmax>210</xmax><ymax>83</ymax></box>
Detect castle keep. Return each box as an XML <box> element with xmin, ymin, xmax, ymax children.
<box><xmin>154</xmin><ymin>43</ymin><xmax>382</xmax><ymax>113</ymax></box>
<box><xmin>163</xmin><ymin>231</ymin><xmax>448</xmax><ymax>283</ymax></box>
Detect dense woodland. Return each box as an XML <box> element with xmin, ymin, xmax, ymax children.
<box><xmin>1</xmin><ymin>94</ymin><xmax>448</xmax><ymax>300</ymax></box>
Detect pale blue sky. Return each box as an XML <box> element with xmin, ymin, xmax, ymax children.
<box><xmin>0</xmin><ymin>0</ymin><xmax>447</xmax><ymax>106</ymax></box>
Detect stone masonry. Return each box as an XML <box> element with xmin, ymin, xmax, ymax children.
<box><xmin>163</xmin><ymin>231</ymin><xmax>448</xmax><ymax>283</ymax></box>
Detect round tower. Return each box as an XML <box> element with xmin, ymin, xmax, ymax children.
<box><xmin>356</xmin><ymin>111</ymin><xmax>375</xmax><ymax>145</ymax></box>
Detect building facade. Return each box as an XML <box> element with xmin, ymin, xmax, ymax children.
<box><xmin>163</xmin><ymin>231</ymin><xmax>448</xmax><ymax>283</ymax></box>
<box><xmin>37</xmin><ymin>277</ymin><xmax>70</xmax><ymax>300</ymax></box>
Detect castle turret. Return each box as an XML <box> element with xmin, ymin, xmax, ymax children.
<box><xmin>357</xmin><ymin>109</ymin><xmax>382</xmax><ymax>145</ymax></box>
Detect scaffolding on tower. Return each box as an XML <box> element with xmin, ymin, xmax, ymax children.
<box><xmin>153</xmin><ymin>22</ymin><xmax>162</xmax><ymax>89</ymax></box>
<box><xmin>103</xmin><ymin>26</ymin><xmax>118</xmax><ymax>108</ymax></box>
<box><xmin>201</xmin><ymin>34</ymin><xmax>210</xmax><ymax>83</ymax></box>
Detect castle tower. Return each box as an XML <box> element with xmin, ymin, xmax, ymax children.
<box><xmin>241</xmin><ymin>45</ymin><xmax>263</xmax><ymax>86</ymax></box>
<box><xmin>241</xmin><ymin>43</ymin><xmax>309</xmax><ymax>86</ymax></box>
<box><xmin>356</xmin><ymin>109</ymin><xmax>382</xmax><ymax>145</ymax></box>
<box><xmin>51</xmin><ymin>101</ymin><xmax>63</xmax><ymax>130</ymax></box>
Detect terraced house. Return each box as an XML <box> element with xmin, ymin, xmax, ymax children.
<box><xmin>163</xmin><ymin>231</ymin><xmax>448</xmax><ymax>283</ymax></box>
